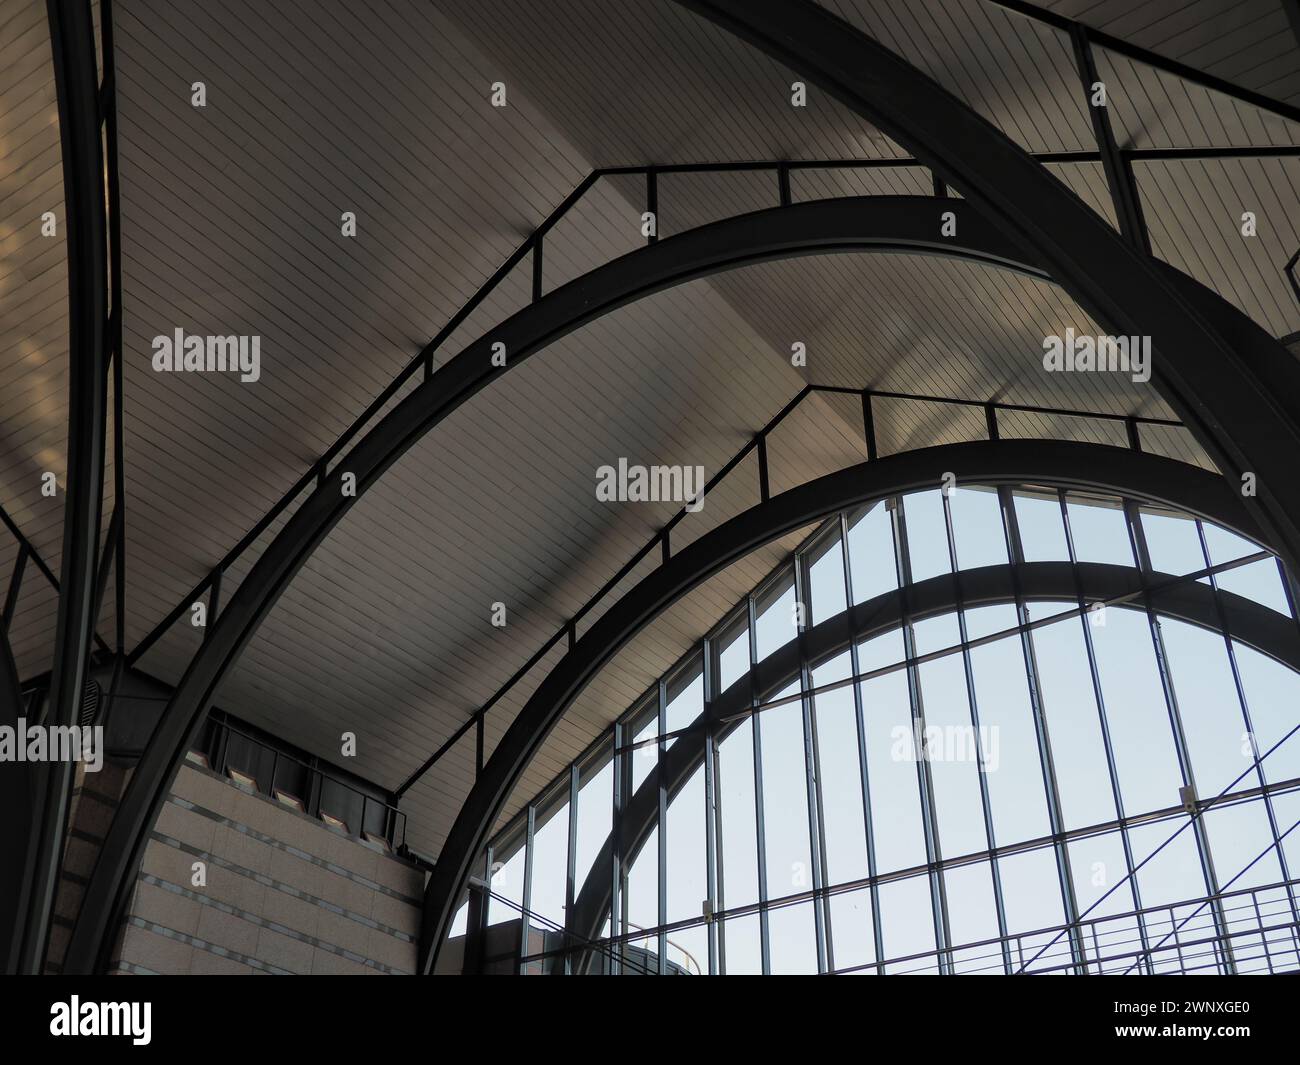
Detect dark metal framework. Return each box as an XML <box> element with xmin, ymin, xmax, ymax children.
<box><xmin>677</xmin><ymin>0</ymin><xmax>1300</xmax><ymax>567</ymax></box>
<box><xmin>3</xmin><ymin>0</ymin><xmax>114</xmax><ymax>976</ymax></box>
<box><xmin>393</xmin><ymin>384</ymin><xmax>1184</xmax><ymax>801</ymax></box>
<box><xmin>416</xmin><ymin>440</ymin><xmax>1269</xmax><ymax>972</ymax></box>
<box><xmin>62</xmin><ymin>193</ymin><xmax>1080</xmax><ymax>970</ymax></box>
<box><xmin>987</xmin><ymin>0</ymin><xmax>1300</xmax><ymax>127</ymax></box>
<box><xmin>71</xmin><ymin>176</ymin><xmax>1295</xmax><ymax>972</ymax></box>
<box><xmin>413</xmin><ymin>0</ymin><xmax>1300</xmax><ymax>953</ymax></box>
<box><xmin>39</xmin><ymin>0</ymin><xmax>1300</xmax><ymax>972</ymax></box>
<box><xmin>123</xmin><ymin>134</ymin><xmax>1300</xmax><ymax>677</ymax></box>
<box><xmin>478</xmin><ymin>485</ymin><xmax>1300</xmax><ymax>975</ymax></box>
<box><xmin>120</xmin><ymin>140</ymin><xmax>1300</xmax><ymax>670</ymax></box>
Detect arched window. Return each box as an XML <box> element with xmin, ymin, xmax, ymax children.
<box><xmin>455</xmin><ymin>484</ymin><xmax>1300</xmax><ymax>975</ymax></box>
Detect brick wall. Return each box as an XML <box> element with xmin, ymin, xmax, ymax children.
<box><xmin>110</xmin><ymin>761</ymin><xmax>424</xmax><ymax>975</ymax></box>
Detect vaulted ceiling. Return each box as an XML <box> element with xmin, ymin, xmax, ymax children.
<box><xmin>3</xmin><ymin>0</ymin><xmax>1298</xmax><ymax>856</ymax></box>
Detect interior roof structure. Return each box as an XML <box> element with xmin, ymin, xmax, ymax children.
<box><xmin>4</xmin><ymin>0</ymin><xmax>1300</xmax><ymax>887</ymax></box>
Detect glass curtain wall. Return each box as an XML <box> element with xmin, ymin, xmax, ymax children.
<box><xmin>464</xmin><ymin>483</ymin><xmax>1300</xmax><ymax>975</ymax></box>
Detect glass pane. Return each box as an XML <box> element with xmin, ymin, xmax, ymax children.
<box><xmin>1065</xmin><ymin>495</ymin><xmax>1134</xmax><ymax>567</ymax></box>
<box><xmin>1215</xmin><ymin>558</ymin><xmax>1290</xmax><ymax>615</ymax></box>
<box><xmin>721</xmin><ymin>913</ymin><xmax>763</xmax><ymax>974</ymax></box>
<box><xmin>664</xmin><ymin>660</ymin><xmax>703</xmax><ymax>741</ymax></box>
<box><xmin>828</xmin><ymin>887</ymin><xmax>876</xmax><ymax>974</ymax></box>
<box><xmin>1269</xmin><ymin>791</ymin><xmax>1300</xmax><ymax>883</ymax></box>
<box><xmin>717</xmin><ymin>718</ymin><xmax>759</xmax><ymax>909</ymax></box>
<box><xmin>768</xmin><ymin>901</ymin><xmax>819</xmax><ymax>974</ymax></box>
<box><xmin>999</xmin><ymin>846</ymin><xmax>1068</xmax><ymax>973</ymax></box>
<box><xmin>901</xmin><ymin>490</ymin><xmax>951</xmax><ymax>583</ymax></box>
<box><xmin>948</xmin><ymin>486</ymin><xmax>1008</xmax><ymax>571</ymax></box>
<box><xmin>877</xmin><ymin>874</ymin><xmax>938</xmax><ymax>973</ymax></box>
<box><xmin>1069</xmin><ymin>829</ymin><xmax>1136</xmax><ymax>918</ymax></box>
<box><xmin>759</xmin><ymin>698</ymin><xmax>813</xmax><ymax>900</ymax></box>
<box><xmin>1127</xmin><ymin>819</ymin><xmax>1216</xmax><ymax>972</ymax></box>
<box><xmin>912</xmin><ymin>612</ymin><xmax>959</xmax><ymax>656</ymax></box>
<box><xmin>1232</xmin><ymin>641</ymin><xmax>1300</xmax><ymax>784</ymax></box>
<box><xmin>1141</xmin><ymin>509</ymin><xmax>1205</xmax><ymax>577</ymax></box>
<box><xmin>619</xmin><ymin>933</ymin><xmax>660</xmax><ymax>976</ymax></box>
<box><xmin>1090</xmin><ymin>607</ymin><xmax>1183</xmax><ymax>816</ymax></box>
<box><xmin>449</xmin><ymin>896</ymin><xmax>469</xmax><ymax>939</ymax></box>
<box><xmin>755</xmin><ymin>573</ymin><xmax>797</xmax><ymax>661</ymax></box>
<box><xmin>1203</xmin><ymin>801</ymin><xmax>1283</xmax><ymax>891</ymax></box>
<box><xmin>665</xmin><ymin>763</ymin><xmax>707</xmax><ymax>923</ymax></box>
<box><xmin>860</xmin><ymin>668</ymin><xmax>927</xmax><ymax>874</ymax></box>
<box><xmin>917</xmin><ymin>650</ymin><xmax>988</xmax><ymax>859</ymax></box>
<box><xmin>858</xmin><ymin>625</ymin><xmax>906</xmax><ymax>675</ymax></box>
<box><xmin>967</xmin><ymin>631</ymin><xmax>1051</xmax><ymax>845</ymax></box>
<box><xmin>944</xmin><ymin>861</ymin><xmax>1003</xmax><ymax>973</ymax></box>
<box><xmin>1160</xmin><ymin>619</ymin><xmax>1253</xmax><ymax>794</ymax></box>
<box><xmin>530</xmin><ymin>801</ymin><xmax>569</xmax><ymax>930</ymax></box>
<box><xmin>624</xmin><ymin>825</ymin><xmax>659</xmax><ymax>936</ymax></box>
<box><xmin>1029</xmin><ymin>606</ymin><xmax>1117</xmax><ymax>830</ymax></box>
<box><xmin>629</xmin><ymin>702</ymin><xmax>658</xmax><ymax>794</ymax></box>
<box><xmin>666</xmin><ymin>923</ymin><xmax>707</xmax><ymax>976</ymax></box>
<box><xmin>811</xmin><ymin>652</ymin><xmax>868</xmax><ymax>885</ymax></box>
<box><xmin>1067</xmin><ymin>831</ymin><xmax>1140</xmax><ymax>973</ymax></box>
<box><xmin>575</xmin><ymin>751</ymin><xmax>613</xmax><ymax>892</ymax></box>
<box><xmin>1013</xmin><ymin>491</ymin><xmax>1068</xmax><ymax>562</ymax></box>
<box><xmin>1202</xmin><ymin>523</ymin><xmax>1260</xmax><ymax>567</ymax></box>
<box><xmin>488</xmin><ymin>841</ymin><xmax>526</xmax><ymax>927</ymax></box>
<box><xmin>806</xmin><ymin>530</ymin><xmax>847</xmax><ymax>626</ymax></box>
<box><xmin>1128</xmin><ymin>819</ymin><xmax>1208</xmax><ymax>913</ymax></box>
<box><xmin>847</xmin><ymin>501</ymin><xmax>897</xmax><ymax>604</ymax></box>
<box><xmin>963</xmin><ymin>602</ymin><xmax>1018</xmax><ymax>641</ymax></box>
<box><xmin>716</xmin><ymin>613</ymin><xmax>750</xmax><ymax>695</ymax></box>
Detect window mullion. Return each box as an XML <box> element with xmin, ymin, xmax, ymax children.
<box><xmin>892</xmin><ymin>494</ymin><xmax>952</xmax><ymax>973</ymax></box>
<box><xmin>839</xmin><ymin>510</ymin><xmax>886</xmax><ymax>973</ymax></box>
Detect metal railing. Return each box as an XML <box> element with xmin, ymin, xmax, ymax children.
<box><xmin>511</xmin><ymin>877</ymin><xmax>1300</xmax><ymax>975</ymax></box>
<box><xmin>836</xmin><ymin>878</ymin><xmax>1300</xmax><ymax>976</ymax></box>
<box><xmin>196</xmin><ymin>713</ymin><xmax>408</xmax><ymax>851</ymax></box>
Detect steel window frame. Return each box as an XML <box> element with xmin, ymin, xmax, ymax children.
<box><xmin>552</xmin><ymin>540</ymin><xmax>1300</xmax><ymax>972</ymax></box>
<box><xmin>418</xmin><ymin>440</ymin><xmax>1267</xmax><ymax>972</ymax></box>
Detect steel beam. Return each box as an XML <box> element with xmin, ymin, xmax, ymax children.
<box><xmin>1068</xmin><ymin>24</ymin><xmax>1149</xmax><ymax>254</ymax></box>
<box><xmin>417</xmin><ymin>440</ymin><xmax>1263</xmax><ymax>971</ymax></box>
<box><xmin>561</xmin><ymin>556</ymin><xmax>1300</xmax><ymax>970</ymax></box>
<box><xmin>18</xmin><ymin>0</ymin><xmax>108</xmax><ymax>975</ymax></box>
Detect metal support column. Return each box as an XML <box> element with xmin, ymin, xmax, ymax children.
<box><xmin>20</xmin><ymin>0</ymin><xmax>109</xmax><ymax>974</ymax></box>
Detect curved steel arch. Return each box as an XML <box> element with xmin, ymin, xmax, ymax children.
<box><xmin>417</xmin><ymin>440</ymin><xmax>1264</xmax><ymax>971</ymax></box>
<box><xmin>562</xmin><ymin>558</ymin><xmax>1300</xmax><ymax>970</ymax></box>
<box><xmin>63</xmin><ymin>195</ymin><xmax>1058</xmax><ymax>971</ymax></box>
<box><xmin>674</xmin><ymin>0</ymin><xmax>1300</xmax><ymax>568</ymax></box>
<box><xmin>10</xmin><ymin>0</ymin><xmax>109</xmax><ymax>976</ymax></box>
